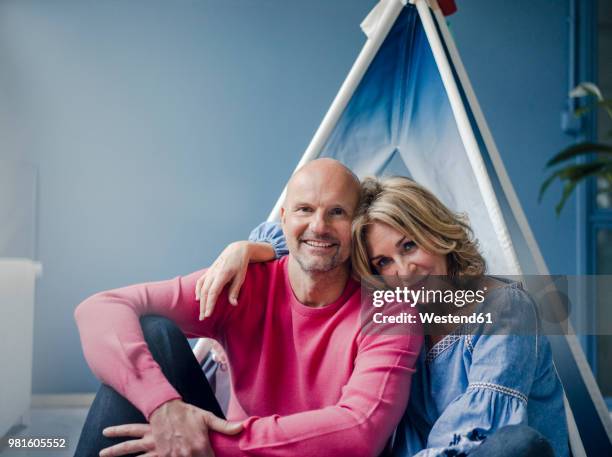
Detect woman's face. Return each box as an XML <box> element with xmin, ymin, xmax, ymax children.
<box><xmin>366</xmin><ymin>221</ymin><xmax>448</xmax><ymax>286</ymax></box>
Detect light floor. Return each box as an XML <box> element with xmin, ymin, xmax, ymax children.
<box><xmin>0</xmin><ymin>408</ymin><xmax>88</xmax><ymax>457</ymax></box>
<box><xmin>2</xmin><ymin>406</ymin><xmax>611</xmax><ymax>456</ymax></box>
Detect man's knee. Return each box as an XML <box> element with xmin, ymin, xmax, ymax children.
<box><xmin>140</xmin><ymin>315</ymin><xmax>182</xmax><ymax>341</ymax></box>
<box><xmin>138</xmin><ymin>315</ymin><xmax>208</xmax><ymax>396</ymax></box>
<box><xmin>139</xmin><ymin>315</ymin><xmax>187</xmax><ymax>364</ymax></box>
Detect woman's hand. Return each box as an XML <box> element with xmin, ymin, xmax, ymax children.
<box><xmin>195</xmin><ymin>241</ymin><xmax>276</xmax><ymax>320</ymax></box>
<box><xmin>196</xmin><ymin>241</ymin><xmax>250</xmax><ymax>320</ymax></box>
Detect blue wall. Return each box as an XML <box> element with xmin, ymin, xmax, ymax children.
<box><xmin>0</xmin><ymin>0</ymin><xmax>577</xmax><ymax>394</ymax></box>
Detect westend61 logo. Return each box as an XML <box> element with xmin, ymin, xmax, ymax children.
<box><xmin>360</xmin><ymin>275</ymin><xmax>612</xmax><ymax>336</ymax></box>
<box><xmin>369</xmin><ymin>282</ymin><xmax>492</xmax><ymax>328</ymax></box>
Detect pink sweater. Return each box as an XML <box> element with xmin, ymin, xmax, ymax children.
<box><xmin>75</xmin><ymin>257</ymin><xmax>421</xmax><ymax>456</ymax></box>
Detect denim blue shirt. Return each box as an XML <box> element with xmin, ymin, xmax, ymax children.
<box><xmin>249</xmin><ymin>222</ymin><xmax>568</xmax><ymax>457</ymax></box>
<box><xmin>394</xmin><ymin>282</ymin><xmax>568</xmax><ymax>457</ymax></box>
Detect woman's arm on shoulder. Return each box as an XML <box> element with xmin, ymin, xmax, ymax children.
<box><xmin>195</xmin><ymin>221</ymin><xmax>287</xmax><ymax>319</ymax></box>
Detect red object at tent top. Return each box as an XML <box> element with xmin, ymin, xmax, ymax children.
<box><xmin>440</xmin><ymin>0</ymin><xmax>457</xmax><ymax>16</ymax></box>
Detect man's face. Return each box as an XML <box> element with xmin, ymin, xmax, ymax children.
<box><xmin>281</xmin><ymin>166</ymin><xmax>358</xmax><ymax>274</ymax></box>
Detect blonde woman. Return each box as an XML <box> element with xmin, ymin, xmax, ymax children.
<box><xmin>196</xmin><ymin>176</ymin><xmax>567</xmax><ymax>457</ymax></box>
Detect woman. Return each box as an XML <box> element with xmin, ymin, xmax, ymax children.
<box><xmin>196</xmin><ymin>176</ymin><xmax>568</xmax><ymax>457</ymax></box>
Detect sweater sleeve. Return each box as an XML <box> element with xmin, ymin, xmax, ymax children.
<box><xmin>74</xmin><ymin>269</ymin><xmax>236</xmax><ymax>419</ymax></box>
<box><xmin>210</xmin><ymin>331</ymin><xmax>423</xmax><ymax>457</ymax></box>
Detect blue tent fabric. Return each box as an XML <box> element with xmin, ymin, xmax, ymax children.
<box><xmin>320</xmin><ymin>6</ymin><xmax>516</xmax><ymax>275</ymax></box>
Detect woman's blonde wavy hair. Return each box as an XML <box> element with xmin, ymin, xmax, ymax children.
<box><xmin>351</xmin><ymin>176</ymin><xmax>486</xmax><ymax>284</ymax></box>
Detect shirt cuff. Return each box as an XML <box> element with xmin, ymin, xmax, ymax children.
<box><xmin>248</xmin><ymin>221</ymin><xmax>288</xmax><ymax>258</ymax></box>
<box><xmin>124</xmin><ymin>373</ymin><xmax>183</xmax><ymax>420</ymax></box>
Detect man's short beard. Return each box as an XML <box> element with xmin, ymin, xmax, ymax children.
<box><xmin>294</xmin><ymin>253</ymin><xmax>342</xmax><ymax>274</ymax></box>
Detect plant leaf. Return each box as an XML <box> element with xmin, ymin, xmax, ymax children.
<box><xmin>570</xmin><ymin>82</ymin><xmax>603</xmax><ymax>101</ymax></box>
<box><xmin>546</xmin><ymin>143</ymin><xmax>612</xmax><ymax>167</ymax></box>
<box><xmin>603</xmin><ymin>103</ymin><xmax>612</xmax><ymax>121</ymax></box>
<box><xmin>560</xmin><ymin>161</ymin><xmax>609</xmax><ymax>181</ymax></box>
<box><xmin>574</xmin><ymin>105</ymin><xmax>594</xmax><ymax>118</ymax></box>
<box><xmin>539</xmin><ymin>171</ymin><xmax>561</xmax><ymax>202</ymax></box>
<box><xmin>539</xmin><ymin>161</ymin><xmax>612</xmax><ymax>211</ymax></box>
<box><xmin>555</xmin><ymin>181</ymin><xmax>578</xmax><ymax>215</ymax></box>
<box><xmin>573</xmin><ymin>98</ymin><xmax>612</xmax><ymax>118</ymax></box>
<box><xmin>553</xmin><ymin>163</ymin><xmax>611</xmax><ymax>214</ymax></box>
<box><xmin>543</xmin><ymin>82</ymin><xmax>612</xmax><ymax>214</ymax></box>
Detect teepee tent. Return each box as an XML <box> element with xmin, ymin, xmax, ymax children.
<box><xmin>193</xmin><ymin>0</ymin><xmax>611</xmax><ymax>453</ymax></box>
<box><xmin>262</xmin><ymin>0</ymin><xmax>612</xmax><ymax>454</ymax></box>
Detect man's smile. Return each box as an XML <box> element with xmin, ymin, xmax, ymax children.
<box><xmin>300</xmin><ymin>238</ymin><xmax>339</xmax><ymax>251</ymax></box>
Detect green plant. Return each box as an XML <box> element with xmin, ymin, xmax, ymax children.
<box><xmin>539</xmin><ymin>82</ymin><xmax>612</xmax><ymax>215</ymax></box>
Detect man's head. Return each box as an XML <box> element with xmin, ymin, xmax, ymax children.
<box><xmin>281</xmin><ymin>158</ymin><xmax>360</xmax><ymax>274</ymax></box>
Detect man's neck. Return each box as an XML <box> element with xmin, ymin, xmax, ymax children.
<box><xmin>287</xmin><ymin>256</ymin><xmax>350</xmax><ymax>308</ymax></box>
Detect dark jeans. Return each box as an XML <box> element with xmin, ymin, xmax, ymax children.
<box><xmin>470</xmin><ymin>425</ymin><xmax>554</xmax><ymax>457</ymax></box>
<box><xmin>75</xmin><ymin>316</ymin><xmax>555</xmax><ymax>457</ymax></box>
<box><xmin>74</xmin><ymin>316</ymin><xmax>223</xmax><ymax>457</ymax></box>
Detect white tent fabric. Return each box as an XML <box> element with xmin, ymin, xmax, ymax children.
<box><xmin>360</xmin><ymin>0</ymin><xmax>404</xmax><ymax>38</ymax></box>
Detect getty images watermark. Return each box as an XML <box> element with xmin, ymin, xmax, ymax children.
<box><xmin>359</xmin><ymin>275</ymin><xmax>611</xmax><ymax>336</ymax></box>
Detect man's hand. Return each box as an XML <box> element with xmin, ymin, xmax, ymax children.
<box><xmin>100</xmin><ymin>400</ymin><xmax>242</xmax><ymax>457</ymax></box>
<box><xmin>100</xmin><ymin>423</ymin><xmax>155</xmax><ymax>457</ymax></box>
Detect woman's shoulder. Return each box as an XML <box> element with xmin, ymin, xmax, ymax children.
<box><xmin>474</xmin><ymin>277</ymin><xmax>540</xmax><ymax>334</ymax></box>
<box><xmin>425</xmin><ymin>278</ymin><xmax>544</xmax><ymax>368</ymax></box>
<box><xmin>481</xmin><ymin>276</ymin><xmax>532</xmax><ymax>302</ymax></box>
<box><xmin>462</xmin><ymin>278</ymin><xmax>543</xmax><ymax>368</ymax></box>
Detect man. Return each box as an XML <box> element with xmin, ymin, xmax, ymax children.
<box><xmin>74</xmin><ymin>158</ymin><xmax>422</xmax><ymax>457</ymax></box>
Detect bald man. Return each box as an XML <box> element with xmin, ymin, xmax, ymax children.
<box><xmin>74</xmin><ymin>159</ymin><xmax>421</xmax><ymax>457</ymax></box>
